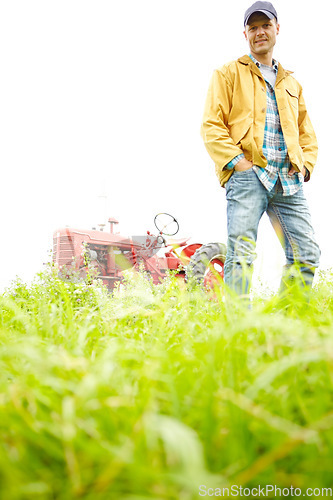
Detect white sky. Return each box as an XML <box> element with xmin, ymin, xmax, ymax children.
<box><xmin>0</xmin><ymin>0</ymin><xmax>331</xmax><ymax>291</ymax></box>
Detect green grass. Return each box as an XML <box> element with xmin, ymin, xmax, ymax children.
<box><xmin>1</xmin><ymin>266</ymin><xmax>333</xmax><ymax>499</ymax></box>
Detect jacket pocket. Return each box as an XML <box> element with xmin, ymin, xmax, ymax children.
<box><xmin>285</xmin><ymin>88</ymin><xmax>299</xmax><ymax>109</ymax></box>
<box><xmin>228</xmin><ymin>118</ymin><xmax>252</xmax><ymax>145</ymax></box>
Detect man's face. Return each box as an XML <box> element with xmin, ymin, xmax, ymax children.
<box><xmin>244</xmin><ymin>12</ymin><xmax>279</xmax><ymax>58</ymax></box>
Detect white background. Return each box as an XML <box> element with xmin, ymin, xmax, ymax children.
<box><xmin>0</xmin><ymin>0</ymin><xmax>330</xmax><ymax>291</ymax></box>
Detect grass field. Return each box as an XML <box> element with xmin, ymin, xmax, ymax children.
<box><xmin>1</xmin><ymin>266</ymin><xmax>333</xmax><ymax>499</ymax></box>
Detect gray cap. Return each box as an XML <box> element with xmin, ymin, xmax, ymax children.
<box><xmin>244</xmin><ymin>1</ymin><xmax>278</xmax><ymax>26</ymax></box>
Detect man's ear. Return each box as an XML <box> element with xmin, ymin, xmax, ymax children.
<box><xmin>276</xmin><ymin>23</ymin><xmax>280</xmax><ymax>35</ymax></box>
<box><xmin>243</xmin><ymin>29</ymin><xmax>248</xmax><ymax>41</ymax></box>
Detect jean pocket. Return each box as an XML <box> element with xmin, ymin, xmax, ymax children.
<box><xmin>233</xmin><ymin>167</ymin><xmax>254</xmax><ymax>176</ymax></box>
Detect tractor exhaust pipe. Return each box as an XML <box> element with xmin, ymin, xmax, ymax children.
<box><xmin>108</xmin><ymin>217</ymin><xmax>119</xmax><ymax>234</ymax></box>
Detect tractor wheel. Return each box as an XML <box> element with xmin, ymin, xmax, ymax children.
<box><xmin>186</xmin><ymin>242</ymin><xmax>227</xmax><ymax>289</ymax></box>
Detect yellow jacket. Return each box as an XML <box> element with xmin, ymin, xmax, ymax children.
<box><xmin>201</xmin><ymin>55</ymin><xmax>318</xmax><ymax>187</ymax></box>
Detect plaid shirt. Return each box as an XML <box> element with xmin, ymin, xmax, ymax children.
<box><xmin>228</xmin><ymin>55</ymin><xmax>303</xmax><ymax>196</ymax></box>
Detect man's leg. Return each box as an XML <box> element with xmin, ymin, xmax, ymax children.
<box><xmin>224</xmin><ymin>169</ymin><xmax>268</xmax><ymax>295</ymax></box>
<box><xmin>267</xmin><ymin>182</ymin><xmax>320</xmax><ymax>290</ymax></box>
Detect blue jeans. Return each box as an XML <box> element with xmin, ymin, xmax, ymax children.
<box><xmin>224</xmin><ymin>168</ymin><xmax>320</xmax><ymax>295</ymax></box>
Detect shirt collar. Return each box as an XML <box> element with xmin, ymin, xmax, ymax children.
<box><xmin>249</xmin><ymin>54</ymin><xmax>278</xmax><ymax>73</ymax></box>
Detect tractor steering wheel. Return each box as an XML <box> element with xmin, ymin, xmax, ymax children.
<box><xmin>154</xmin><ymin>213</ymin><xmax>179</xmax><ymax>236</ymax></box>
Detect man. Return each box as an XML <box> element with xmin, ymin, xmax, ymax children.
<box><xmin>201</xmin><ymin>1</ymin><xmax>320</xmax><ymax>296</ymax></box>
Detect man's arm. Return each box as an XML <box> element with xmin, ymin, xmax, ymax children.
<box><xmin>296</xmin><ymin>86</ymin><xmax>318</xmax><ymax>181</ymax></box>
<box><xmin>201</xmin><ymin>69</ymin><xmax>245</xmax><ymax>171</ymax></box>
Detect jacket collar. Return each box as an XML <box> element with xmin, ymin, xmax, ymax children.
<box><xmin>238</xmin><ymin>54</ymin><xmax>293</xmax><ymax>85</ymax></box>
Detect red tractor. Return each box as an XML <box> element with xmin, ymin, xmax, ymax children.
<box><xmin>53</xmin><ymin>213</ymin><xmax>226</xmax><ymax>290</ymax></box>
